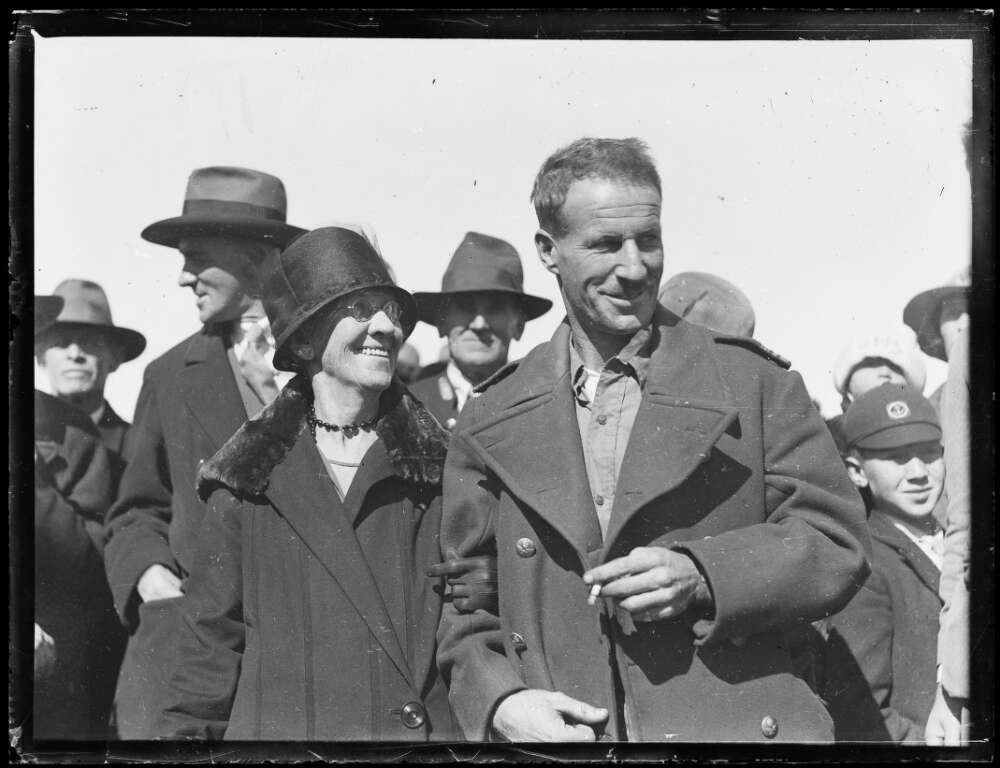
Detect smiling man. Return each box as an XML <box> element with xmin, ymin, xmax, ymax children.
<box><xmin>410</xmin><ymin>232</ymin><xmax>551</xmax><ymax>430</ymax></box>
<box><xmin>102</xmin><ymin>166</ymin><xmax>304</xmax><ymax>738</ymax></box>
<box><xmin>435</xmin><ymin>137</ymin><xmax>870</xmax><ymax>742</ymax></box>
<box><xmin>824</xmin><ymin>383</ymin><xmax>945</xmax><ymax>743</ymax></box>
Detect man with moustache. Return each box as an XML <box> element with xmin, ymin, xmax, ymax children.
<box><xmin>435</xmin><ymin>137</ymin><xmax>870</xmax><ymax>742</ymax></box>
<box><xmin>410</xmin><ymin>232</ymin><xmax>551</xmax><ymax>430</ymax></box>
<box><xmin>824</xmin><ymin>384</ymin><xmax>945</xmax><ymax>743</ymax></box>
<box><xmin>103</xmin><ymin>167</ymin><xmax>304</xmax><ymax>738</ymax></box>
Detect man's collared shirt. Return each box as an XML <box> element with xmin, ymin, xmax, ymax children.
<box><xmin>569</xmin><ymin>326</ymin><xmax>653</xmax><ymax>539</ymax></box>
<box><xmin>891</xmin><ymin>519</ymin><xmax>944</xmax><ymax>571</ymax></box>
<box><xmin>445</xmin><ymin>361</ymin><xmax>476</xmax><ymax>413</ymax></box>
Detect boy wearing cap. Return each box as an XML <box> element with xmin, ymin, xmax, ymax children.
<box><xmin>824</xmin><ymin>383</ymin><xmax>945</xmax><ymax>743</ymax></box>
<box><xmin>409</xmin><ymin>232</ymin><xmax>551</xmax><ymax>430</ymax></box>
<box><xmin>102</xmin><ymin>166</ymin><xmax>304</xmax><ymax>738</ymax></box>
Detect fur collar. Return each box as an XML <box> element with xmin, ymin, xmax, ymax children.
<box><xmin>197</xmin><ymin>375</ymin><xmax>450</xmax><ymax>502</ymax></box>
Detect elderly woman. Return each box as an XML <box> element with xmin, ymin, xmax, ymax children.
<box><xmin>157</xmin><ymin>227</ymin><xmax>459</xmax><ymax>740</ymax></box>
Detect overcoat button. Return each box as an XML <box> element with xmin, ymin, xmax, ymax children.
<box><xmin>594</xmin><ymin>494</ymin><xmax>605</xmax><ymax>506</ymax></box>
<box><xmin>400</xmin><ymin>701</ymin><xmax>426</xmax><ymax>729</ymax></box>
<box><xmin>731</xmin><ymin>634</ymin><xmax>745</xmax><ymax>647</ymax></box>
<box><xmin>445</xmin><ymin>417</ymin><xmax>457</xmax><ymax>430</ymax></box>
<box><xmin>515</xmin><ymin>537</ymin><xmax>536</xmax><ymax>557</ymax></box>
<box><xmin>760</xmin><ymin>715</ymin><xmax>779</xmax><ymax>739</ymax></box>
<box><xmin>510</xmin><ymin>632</ymin><xmax>527</xmax><ymax>651</ymax></box>
<box><xmin>596</xmin><ymin>414</ymin><xmax>608</xmax><ymax>425</ymax></box>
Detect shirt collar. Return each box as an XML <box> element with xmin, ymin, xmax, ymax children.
<box><xmin>890</xmin><ymin>519</ymin><xmax>943</xmax><ymax>570</ymax></box>
<box><xmin>569</xmin><ymin>325</ymin><xmax>654</xmax><ymax>402</ymax></box>
<box><xmin>445</xmin><ymin>361</ymin><xmax>475</xmax><ymax>410</ymax></box>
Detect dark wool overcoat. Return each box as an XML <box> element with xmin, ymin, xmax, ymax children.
<box><xmin>408</xmin><ymin>365</ymin><xmax>460</xmax><ymax>430</ymax></box>
<box><xmin>33</xmin><ymin>391</ymin><xmax>125</xmax><ymax>740</ymax></box>
<box><xmin>824</xmin><ymin>510</ymin><xmax>942</xmax><ymax>743</ymax></box>
<box><xmin>158</xmin><ymin>378</ymin><xmax>461</xmax><ymax>741</ymax></box>
<box><xmin>436</xmin><ymin>311</ymin><xmax>872</xmax><ymax>743</ymax></box>
<box><xmin>103</xmin><ymin>327</ymin><xmax>249</xmax><ymax>738</ymax></box>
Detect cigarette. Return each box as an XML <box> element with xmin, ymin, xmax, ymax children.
<box><xmin>587</xmin><ymin>583</ymin><xmax>602</xmax><ymax>606</ymax></box>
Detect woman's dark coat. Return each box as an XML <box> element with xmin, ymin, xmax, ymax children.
<box><xmin>158</xmin><ymin>378</ymin><xmax>460</xmax><ymax>741</ymax></box>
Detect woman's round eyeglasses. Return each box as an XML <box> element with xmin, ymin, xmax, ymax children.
<box><xmin>336</xmin><ymin>298</ymin><xmax>407</xmax><ymax>325</ymax></box>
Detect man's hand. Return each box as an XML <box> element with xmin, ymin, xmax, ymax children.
<box><xmin>492</xmin><ymin>689</ymin><xmax>608</xmax><ymax>742</ymax></box>
<box><xmin>426</xmin><ymin>548</ymin><xmax>498</xmax><ymax>613</ymax></box>
<box><xmin>137</xmin><ymin>563</ymin><xmax>183</xmax><ymax>603</ymax></box>
<box><xmin>583</xmin><ymin>546</ymin><xmax>710</xmax><ymax>622</ymax></box>
<box><xmin>34</xmin><ymin>623</ymin><xmax>57</xmax><ymax>678</ymax></box>
<box><xmin>925</xmin><ymin>683</ymin><xmax>969</xmax><ymax>746</ymax></box>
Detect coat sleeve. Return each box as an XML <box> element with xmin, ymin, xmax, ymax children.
<box><xmin>434</xmin><ymin>400</ymin><xmax>527</xmax><ymax>741</ymax></box>
<box><xmin>158</xmin><ymin>493</ymin><xmax>245</xmax><ymax>740</ymax></box>
<box><xmin>824</xmin><ymin>569</ymin><xmax>924</xmax><ymax>742</ymax></box>
<box><xmin>103</xmin><ymin>372</ymin><xmax>177</xmax><ymax>627</ymax></box>
<box><xmin>937</xmin><ymin>339</ymin><xmax>970</xmax><ymax>699</ymax></box>
<box><xmin>676</xmin><ymin>365</ymin><xmax>871</xmax><ymax>644</ymax></box>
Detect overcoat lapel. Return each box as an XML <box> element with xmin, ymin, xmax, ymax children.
<box><xmin>263</xmin><ymin>430</ymin><xmax>415</xmax><ymax>688</ymax></box>
<box><xmin>178</xmin><ymin>328</ymin><xmax>248</xmax><ymax>448</ymax></box>
<box><xmin>870</xmin><ymin>512</ymin><xmax>941</xmax><ymax>597</ymax></box>
<box><xmin>603</xmin><ymin>315</ymin><xmax>738</xmax><ymax>552</ymax></box>
<box><xmin>459</xmin><ymin>323</ymin><xmax>603</xmax><ymax>564</ymax></box>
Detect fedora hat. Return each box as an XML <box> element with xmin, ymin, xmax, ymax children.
<box><xmin>412</xmin><ymin>232</ymin><xmax>553</xmax><ymax>325</ymax></box>
<box><xmin>142</xmin><ymin>166</ymin><xmax>306</xmax><ymax>249</ymax></box>
<box><xmin>39</xmin><ymin>279</ymin><xmax>147</xmax><ymax>362</ymax></box>
<box><xmin>34</xmin><ymin>295</ymin><xmax>64</xmax><ymax>336</ymax></box>
<box><xmin>263</xmin><ymin>227</ymin><xmax>418</xmax><ymax>372</ymax></box>
<box><xmin>659</xmin><ymin>271</ymin><xmax>756</xmax><ymax>338</ymax></box>
<box><xmin>903</xmin><ymin>267</ymin><xmax>971</xmax><ymax>361</ymax></box>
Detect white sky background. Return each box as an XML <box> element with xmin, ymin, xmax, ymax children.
<box><xmin>32</xmin><ymin>36</ymin><xmax>972</xmax><ymax>421</ymax></box>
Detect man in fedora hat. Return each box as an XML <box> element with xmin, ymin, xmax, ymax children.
<box><xmin>409</xmin><ymin>232</ymin><xmax>552</xmax><ymax>429</ymax></box>
<box><xmin>32</xmin><ymin>295</ymin><xmax>126</xmax><ymax>739</ymax></box>
<box><xmin>103</xmin><ymin>166</ymin><xmax>304</xmax><ymax>738</ymax></box>
<box><xmin>435</xmin><ymin>137</ymin><xmax>868</xmax><ymax>742</ymax></box>
<box><xmin>35</xmin><ymin>278</ymin><xmax>146</xmax><ymax>460</ymax></box>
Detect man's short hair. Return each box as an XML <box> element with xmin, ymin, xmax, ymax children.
<box><xmin>530</xmin><ymin>137</ymin><xmax>662</xmax><ymax>234</ymax></box>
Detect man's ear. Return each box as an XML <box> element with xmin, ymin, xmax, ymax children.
<box><xmin>844</xmin><ymin>454</ymin><xmax>868</xmax><ymax>489</ymax></box>
<box><xmin>291</xmin><ymin>342</ymin><xmax>315</xmax><ymax>362</ymax></box>
<box><xmin>535</xmin><ymin>228</ymin><xmax>559</xmax><ymax>276</ymax></box>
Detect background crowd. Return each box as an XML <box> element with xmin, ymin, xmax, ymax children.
<box><xmin>25</xmin><ymin>135</ymin><xmax>975</xmax><ymax>745</ymax></box>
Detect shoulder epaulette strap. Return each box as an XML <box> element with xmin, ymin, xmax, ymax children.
<box><xmin>472</xmin><ymin>358</ymin><xmax>521</xmax><ymax>394</ymax></box>
<box><xmin>714</xmin><ymin>335</ymin><xmax>791</xmax><ymax>370</ymax></box>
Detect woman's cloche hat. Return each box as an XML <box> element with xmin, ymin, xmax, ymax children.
<box><xmin>263</xmin><ymin>227</ymin><xmax>417</xmax><ymax>372</ymax></box>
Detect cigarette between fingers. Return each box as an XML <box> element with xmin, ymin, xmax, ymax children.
<box><xmin>587</xmin><ymin>583</ymin><xmax>602</xmax><ymax>605</ymax></box>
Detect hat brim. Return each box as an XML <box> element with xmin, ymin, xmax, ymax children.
<box><xmin>273</xmin><ymin>285</ymin><xmax>418</xmax><ymax>373</ymax></box>
<box><xmin>412</xmin><ymin>290</ymin><xmax>553</xmax><ymax>326</ymax></box>
<box><xmin>903</xmin><ymin>285</ymin><xmax>969</xmax><ymax>361</ymax></box>
<box><xmin>851</xmin><ymin>421</ymin><xmax>942</xmax><ymax>451</ymax></box>
<box><xmin>34</xmin><ymin>297</ymin><xmax>65</xmax><ymax>335</ymax></box>
<box><xmin>40</xmin><ymin>320</ymin><xmax>148</xmax><ymax>362</ymax></box>
<box><xmin>141</xmin><ymin>215</ymin><xmax>307</xmax><ymax>249</ymax></box>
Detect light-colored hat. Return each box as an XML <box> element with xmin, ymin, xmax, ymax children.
<box><xmin>40</xmin><ymin>279</ymin><xmax>147</xmax><ymax>361</ymax></box>
<box><xmin>142</xmin><ymin>166</ymin><xmax>306</xmax><ymax>249</ymax></box>
<box><xmin>832</xmin><ymin>327</ymin><xmax>926</xmax><ymax>396</ymax></box>
<box><xmin>903</xmin><ymin>266</ymin><xmax>971</xmax><ymax>361</ymax></box>
<box><xmin>658</xmin><ymin>271</ymin><xmax>755</xmax><ymax>337</ymax></box>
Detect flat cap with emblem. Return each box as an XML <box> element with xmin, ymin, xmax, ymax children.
<box><xmin>409</xmin><ymin>232</ymin><xmax>552</xmax><ymax>430</ymax></box>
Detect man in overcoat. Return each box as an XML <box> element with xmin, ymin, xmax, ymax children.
<box><xmin>410</xmin><ymin>232</ymin><xmax>551</xmax><ymax>430</ymax></box>
<box><xmin>824</xmin><ymin>383</ymin><xmax>945</xmax><ymax>742</ymax></box>
<box><xmin>35</xmin><ymin>278</ymin><xmax>147</xmax><ymax>476</ymax></box>
<box><xmin>103</xmin><ymin>166</ymin><xmax>304</xmax><ymax>738</ymax></box>
<box><xmin>32</xmin><ymin>295</ymin><xmax>124</xmax><ymax>739</ymax></box>
<box><xmin>435</xmin><ymin>137</ymin><xmax>871</xmax><ymax>742</ymax></box>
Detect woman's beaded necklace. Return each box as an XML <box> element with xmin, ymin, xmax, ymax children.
<box><xmin>306</xmin><ymin>403</ymin><xmax>380</xmax><ymax>440</ymax></box>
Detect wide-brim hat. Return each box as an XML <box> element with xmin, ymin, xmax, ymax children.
<box><xmin>903</xmin><ymin>267</ymin><xmax>971</xmax><ymax>361</ymax></box>
<box><xmin>832</xmin><ymin>326</ymin><xmax>926</xmax><ymax>396</ymax></box>
<box><xmin>142</xmin><ymin>166</ymin><xmax>306</xmax><ymax>249</ymax></box>
<box><xmin>37</xmin><ymin>278</ymin><xmax>147</xmax><ymax>361</ymax></box>
<box><xmin>412</xmin><ymin>231</ymin><xmax>552</xmax><ymax>325</ymax></box>
<box><xmin>263</xmin><ymin>227</ymin><xmax>418</xmax><ymax>372</ymax></box>
<box><xmin>34</xmin><ymin>295</ymin><xmax>64</xmax><ymax>336</ymax></box>
<box><xmin>658</xmin><ymin>271</ymin><xmax>755</xmax><ymax>338</ymax></box>
<box><xmin>842</xmin><ymin>382</ymin><xmax>941</xmax><ymax>451</ymax></box>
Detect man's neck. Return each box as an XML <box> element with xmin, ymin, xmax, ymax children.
<box><xmin>60</xmin><ymin>391</ymin><xmax>105</xmax><ymax>423</ymax></box>
<box><xmin>570</xmin><ymin>323</ymin><xmax>649</xmax><ymax>370</ymax></box>
<box><xmin>879</xmin><ymin>506</ymin><xmax>939</xmax><ymax>538</ymax></box>
<box><xmin>453</xmin><ymin>359</ymin><xmax>505</xmax><ymax>387</ymax></box>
